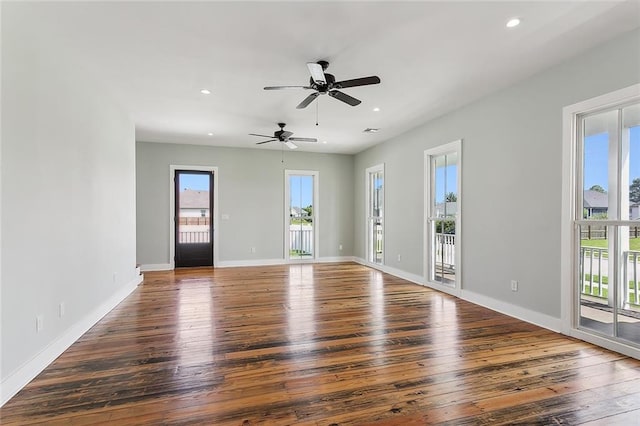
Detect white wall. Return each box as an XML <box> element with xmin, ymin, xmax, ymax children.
<box><xmin>354</xmin><ymin>28</ymin><xmax>640</xmax><ymax>321</ymax></box>
<box><xmin>1</xmin><ymin>8</ymin><xmax>139</xmax><ymax>404</ymax></box>
<box><xmin>136</xmin><ymin>142</ymin><xmax>354</xmax><ymax>267</ymax></box>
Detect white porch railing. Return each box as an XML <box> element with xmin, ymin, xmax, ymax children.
<box><xmin>581</xmin><ymin>246</ymin><xmax>640</xmax><ymax>308</ymax></box>
<box><xmin>290</xmin><ymin>228</ymin><xmax>313</xmax><ymax>256</ymax></box>
<box><xmin>435</xmin><ymin>233</ymin><xmax>455</xmax><ymax>268</ymax></box>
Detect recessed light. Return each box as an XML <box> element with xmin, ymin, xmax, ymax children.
<box><xmin>363</xmin><ymin>128</ymin><xmax>380</xmax><ymax>133</ymax></box>
<box><xmin>322</xmin><ymin>140</ymin><xmax>328</xmax><ymax>144</ymax></box>
<box><xmin>506</xmin><ymin>17</ymin><xmax>521</xmax><ymax>28</ymax></box>
<box><xmin>207</xmin><ymin>132</ymin><xmax>213</xmax><ymax>136</ymax></box>
<box><xmin>373</xmin><ymin>107</ymin><xmax>380</xmax><ymax>112</ymax></box>
<box><xmin>200</xmin><ymin>88</ymin><xmax>211</xmax><ymax>95</ymax></box>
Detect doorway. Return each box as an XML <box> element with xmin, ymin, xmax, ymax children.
<box><xmin>425</xmin><ymin>140</ymin><xmax>462</xmax><ymax>290</ymax></box>
<box><xmin>285</xmin><ymin>170</ymin><xmax>318</xmax><ymax>261</ymax></box>
<box><xmin>366</xmin><ymin>164</ymin><xmax>384</xmax><ymax>265</ymax></box>
<box><xmin>174</xmin><ymin>170</ymin><xmax>214</xmax><ymax>267</ymax></box>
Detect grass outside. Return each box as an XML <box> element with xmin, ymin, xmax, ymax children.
<box><xmin>581</xmin><ymin>237</ymin><xmax>640</xmax><ymax>251</ymax></box>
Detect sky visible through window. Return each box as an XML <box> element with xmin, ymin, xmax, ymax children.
<box><xmin>179</xmin><ymin>174</ymin><xmax>209</xmax><ymax>191</ymax></box>
<box><xmin>290</xmin><ymin>175</ymin><xmax>313</xmax><ymax>208</ymax></box>
<box><xmin>435</xmin><ymin>165</ymin><xmax>457</xmax><ymax>203</ymax></box>
<box><xmin>584</xmin><ymin>126</ymin><xmax>640</xmax><ymax>191</ymax></box>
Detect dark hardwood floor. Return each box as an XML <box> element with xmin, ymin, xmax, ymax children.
<box><xmin>2</xmin><ymin>262</ymin><xmax>639</xmax><ymax>425</ymax></box>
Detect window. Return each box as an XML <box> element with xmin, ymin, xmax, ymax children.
<box><xmin>563</xmin><ymin>84</ymin><xmax>640</xmax><ymax>356</ymax></box>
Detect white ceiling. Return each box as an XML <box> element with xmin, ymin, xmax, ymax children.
<box><xmin>6</xmin><ymin>1</ymin><xmax>640</xmax><ymax>154</ymax></box>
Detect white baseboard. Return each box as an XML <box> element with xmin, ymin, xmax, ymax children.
<box><xmin>218</xmin><ymin>256</ymin><xmax>356</xmax><ymax>268</ymax></box>
<box><xmin>217</xmin><ymin>258</ymin><xmax>287</xmax><ymax>268</ymax></box>
<box><xmin>311</xmin><ymin>256</ymin><xmax>356</xmax><ymax>264</ymax></box>
<box><xmin>353</xmin><ymin>257</ymin><xmax>425</xmax><ymax>285</ymax></box>
<box><xmin>353</xmin><ymin>258</ymin><xmax>562</xmax><ymax>333</ymax></box>
<box><xmin>459</xmin><ymin>289</ymin><xmax>562</xmax><ymax>332</ymax></box>
<box><xmin>0</xmin><ymin>275</ymin><xmax>143</xmax><ymax>407</ymax></box>
<box><xmin>140</xmin><ymin>263</ymin><xmax>172</xmax><ymax>272</ymax></box>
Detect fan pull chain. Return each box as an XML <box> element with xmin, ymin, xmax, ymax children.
<box><xmin>316</xmin><ymin>100</ymin><xmax>319</xmax><ymax>126</ymax></box>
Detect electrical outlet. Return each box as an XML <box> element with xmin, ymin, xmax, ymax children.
<box><xmin>250</xmin><ymin>247</ymin><xmax>256</xmax><ymax>253</ymax></box>
<box><xmin>339</xmin><ymin>244</ymin><xmax>343</xmax><ymax>251</ymax></box>
<box><xmin>113</xmin><ymin>272</ymin><xmax>117</xmax><ymax>284</ymax></box>
<box><xmin>511</xmin><ymin>280</ymin><xmax>518</xmax><ymax>292</ymax></box>
<box><xmin>36</xmin><ymin>315</ymin><xmax>44</xmax><ymax>333</ymax></box>
<box><xmin>397</xmin><ymin>254</ymin><xmax>402</xmax><ymax>262</ymax></box>
<box><xmin>59</xmin><ymin>302</ymin><xmax>65</xmax><ymax>318</ymax></box>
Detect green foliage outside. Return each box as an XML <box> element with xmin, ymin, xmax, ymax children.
<box><xmin>630</xmin><ymin>178</ymin><xmax>640</xmax><ymax>203</ymax></box>
<box><xmin>435</xmin><ymin>220</ymin><xmax>455</xmax><ymax>234</ymax></box>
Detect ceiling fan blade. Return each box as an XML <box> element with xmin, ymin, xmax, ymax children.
<box><xmin>307</xmin><ymin>62</ymin><xmax>326</xmax><ymax>85</ymax></box>
<box><xmin>281</xmin><ymin>131</ymin><xmax>293</xmax><ymax>139</ymax></box>
<box><xmin>249</xmin><ymin>133</ymin><xmax>273</xmax><ymax>138</ymax></box>
<box><xmin>296</xmin><ymin>92</ymin><xmax>320</xmax><ymax>109</ymax></box>
<box><xmin>264</xmin><ymin>85</ymin><xmax>313</xmax><ymax>90</ymax></box>
<box><xmin>328</xmin><ymin>90</ymin><xmax>361</xmax><ymax>106</ymax></box>
<box><xmin>284</xmin><ymin>141</ymin><xmax>298</xmax><ymax>150</ymax></box>
<box><xmin>289</xmin><ymin>137</ymin><xmax>317</xmax><ymax>142</ymax></box>
<box><xmin>333</xmin><ymin>76</ymin><xmax>381</xmax><ymax>89</ymax></box>
<box><xmin>256</xmin><ymin>139</ymin><xmax>276</xmax><ymax>145</ymax></box>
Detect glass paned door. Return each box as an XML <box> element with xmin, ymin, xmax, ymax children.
<box><xmin>425</xmin><ymin>142</ymin><xmax>461</xmax><ymax>289</ymax></box>
<box><xmin>430</xmin><ymin>153</ymin><xmax>457</xmax><ymax>285</ymax></box>
<box><xmin>175</xmin><ymin>170</ymin><xmax>213</xmax><ymax>267</ymax></box>
<box><xmin>287</xmin><ymin>172</ymin><xmax>316</xmax><ymax>260</ymax></box>
<box><xmin>576</xmin><ymin>102</ymin><xmax>640</xmax><ymax>346</ymax></box>
<box><xmin>366</xmin><ymin>165</ymin><xmax>384</xmax><ymax>264</ymax></box>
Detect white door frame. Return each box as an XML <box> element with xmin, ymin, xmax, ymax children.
<box><xmin>424</xmin><ymin>140</ymin><xmax>462</xmax><ymax>296</ymax></box>
<box><xmin>561</xmin><ymin>84</ymin><xmax>640</xmax><ymax>359</ymax></box>
<box><xmin>169</xmin><ymin>165</ymin><xmax>219</xmax><ymax>269</ymax></box>
<box><xmin>284</xmin><ymin>170</ymin><xmax>319</xmax><ymax>261</ymax></box>
<box><xmin>365</xmin><ymin>164</ymin><xmax>385</xmax><ymax>265</ymax></box>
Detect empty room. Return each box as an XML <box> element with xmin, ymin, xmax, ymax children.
<box><xmin>2</xmin><ymin>1</ymin><xmax>640</xmax><ymax>424</ymax></box>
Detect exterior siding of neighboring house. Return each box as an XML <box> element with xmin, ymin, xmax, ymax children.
<box><xmin>180</xmin><ymin>190</ymin><xmax>210</xmax><ymax>217</ymax></box>
<box><xmin>583</xmin><ymin>190</ymin><xmax>608</xmax><ymax>218</ymax></box>
<box><xmin>583</xmin><ymin>190</ymin><xmax>640</xmax><ymax>219</ymax></box>
<box><xmin>434</xmin><ymin>201</ymin><xmax>457</xmax><ymax>218</ymax></box>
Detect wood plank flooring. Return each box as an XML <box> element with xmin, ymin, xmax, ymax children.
<box><xmin>2</xmin><ymin>262</ymin><xmax>639</xmax><ymax>425</ymax></box>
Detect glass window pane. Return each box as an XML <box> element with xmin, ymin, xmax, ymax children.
<box><xmin>289</xmin><ymin>175</ymin><xmax>314</xmax><ymax>259</ymax></box>
<box><xmin>579</xmin><ymin>224</ymin><xmax>613</xmax><ymax>336</ymax></box>
<box><xmin>433</xmin><ymin>153</ymin><xmax>457</xmax><ymax>218</ymax></box>
<box><xmin>619</xmin><ymin>225</ymin><xmax>640</xmax><ymax>345</ymax></box>
<box><xmin>582</xmin><ymin>110</ymin><xmax>616</xmax><ymax>220</ymax></box>
<box><xmin>368</xmin><ymin>169</ymin><xmax>383</xmax><ymax>264</ymax></box>
<box><xmin>178</xmin><ymin>173</ymin><xmax>210</xmax><ymax>244</ymax></box>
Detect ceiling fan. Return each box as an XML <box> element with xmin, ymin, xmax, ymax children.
<box><xmin>264</xmin><ymin>60</ymin><xmax>381</xmax><ymax>109</ymax></box>
<box><xmin>249</xmin><ymin>123</ymin><xmax>317</xmax><ymax>149</ymax></box>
